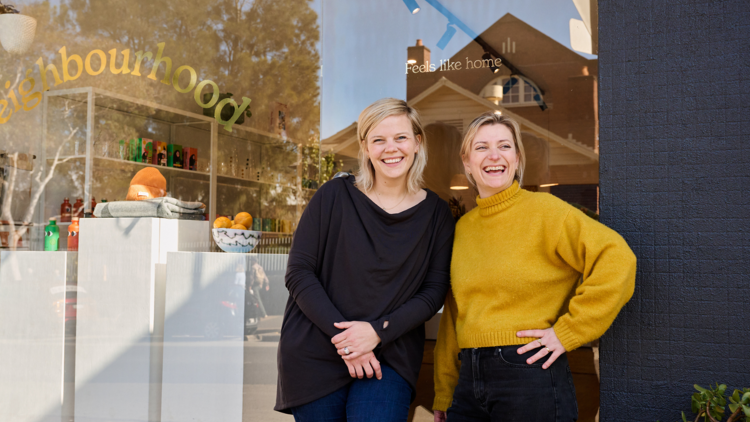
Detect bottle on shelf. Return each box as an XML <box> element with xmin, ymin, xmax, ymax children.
<box><xmin>72</xmin><ymin>198</ymin><xmax>84</xmax><ymax>218</ymax></box>
<box><xmin>44</xmin><ymin>219</ymin><xmax>59</xmax><ymax>251</ymax></box>
<box><xmin>67</xmin><ymin>217</ymin><xmax>79</xmax><ymax>251</ymax></box>
<box><xmin>91</xmin><ymin>197</ymin><xmax>97</xmax><ymax>218</ymax></box>
<box><xmin>60</xmin><ymin>198</ymin><xmax>72</xmax><ymax>223</ymax></box>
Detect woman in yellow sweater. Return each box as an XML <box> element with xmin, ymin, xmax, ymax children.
<box><xmin>433</xmin><ymin>112</ymin><xmax>636</xmax><ymax>422</ymax></box>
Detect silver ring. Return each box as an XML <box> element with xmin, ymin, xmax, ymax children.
<box><xmin>344</xmin><ymin>347</ymin><xmax>350</xmax><ymax>355</ymax></box>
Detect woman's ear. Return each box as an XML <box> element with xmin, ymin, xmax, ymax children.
<box><xmin>461</xmin><ymin>155</ymin><xmax>471</xmax><ymax>175</ymax></box>
<box><xmin>415</xmin><ymin>134</ymin><xmax>422</xmax><ymax>153</ymax></box>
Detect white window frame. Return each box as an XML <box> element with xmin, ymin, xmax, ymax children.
<box><xmin>484</xmin><ymin>76</ymin><xmax>539</xmax><ymax>108</ymax></box>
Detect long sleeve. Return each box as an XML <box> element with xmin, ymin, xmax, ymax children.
<box><xmin>432</xmin><ymin>288</ymin><xmax>461</xmax><ymax>411</ymax></box>
<box><xmin>369</xmin><ymin>207</ymin><xmax>454</xmax><ymax>346</ymax></box>
<box><xmin>284</xmin><ymin>188</ymin><xmax>346</xmax><ymax>339</ymax></box>
<box><xmin>552</xmin><ymin>208</ymin><xmax>637</xmax><ymax>352</ymax></box>
<box><xmin>277</xmin><ymin>180</ymin><xmax>460</xmax><ymax>412</ymax></box>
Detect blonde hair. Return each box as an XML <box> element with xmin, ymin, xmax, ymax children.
<box><xmin>460</xmin><ymin>112</ymin><xmax>526</xmax><ymax>187</ymax></box>
<box><xmin>355</xmin><ymin>98</ymin><xmax>427</xmax><ymax>194</ymax></box>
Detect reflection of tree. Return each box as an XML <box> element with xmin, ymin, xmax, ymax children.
<box><xmin>65</xmin><ymin>0</ymin><xmax>320</xmax><ymax>142</ymax></box>
<box><xmin>1</xmin><ymin>125</ymin><xmax>79</xmax><ymax>248</ymax></box>
<box><xmin>0</xmin><ymin>0</ymin><xmax>320</xmax><ymax>248</ymax></box>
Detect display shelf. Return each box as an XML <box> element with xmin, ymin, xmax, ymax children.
<box><xmin>49</xmin><ymin>155</ymin><xmax>211</xmax><ymax>176</ymax></box>
<box><xmin>0</xmin><ymin>221</ymin><xmax>34</xmax><ymax>226</ymax></box>
<box><xmin>40</xmin><ymin>87</ymin><xmax>314</xmax><ymax>250</ymax></box>
<box><xmin>216</xmin><ymin>173</ymin><xmax>297</xmax><ymax>189</ymax></box>
<box><xmin>96</xmin><ymin>156</ymin><xmax>210</xmax><ymax>176</ymax></box>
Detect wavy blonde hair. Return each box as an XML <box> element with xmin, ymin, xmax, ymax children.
<box><xmin>355</xmin><ymin>98</ymin><xmax>427</xmax><ymax>194</ymax></box>
<box><xmin>460</xmin><ymin>112</ymin><xmax>526</xmax><ymax>187</ymax></box>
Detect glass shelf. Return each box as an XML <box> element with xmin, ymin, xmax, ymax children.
<box><xmin>41</xmin><ymin>87</ymin><xmax>315</xmax><ymax>250</ymax></box>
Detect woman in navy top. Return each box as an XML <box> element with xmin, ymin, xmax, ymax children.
<box><xmin>275</xmin><ymin>98</ymin><xmax>455</xmax><ymax>422</ymax></box>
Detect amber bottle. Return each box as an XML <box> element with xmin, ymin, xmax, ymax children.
<box><xmin>60</xmin><ymin>198</ymin><xmax>72</xmax><ymax>223</ymax></box>
<box><xmin>72</xmin><ymin>198</ymin><xmax>84</xmax><ymax>218</ymax></box>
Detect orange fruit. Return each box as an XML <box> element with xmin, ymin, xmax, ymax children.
<box><xmin>213</xmin><ymin>216</ymin><xmax>232</xmax><ymax>229</ymax></box>
<box><xmin>233</xmin><ymin>212</ymin><xmax>253</xmax><ymax>228</ymax></box>
<box><xmin>230</xmin><ymin>224</ymin><xmax>247</xmax><ymax>230</ymax></box>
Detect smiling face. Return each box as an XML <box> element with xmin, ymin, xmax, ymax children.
<box><xmin>463</xmin><ymin>123</ymin><xmax>519</xmax><ymax>198</ymax></box>
<box><xmin>363</xmin><ymin>114</ymin><xmax>421</xmax><ymax>186</ymax></box>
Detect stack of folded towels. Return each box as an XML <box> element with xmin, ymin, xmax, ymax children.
<box><xmin>92</xmin><ymin>167</ymin><xmax>206</xmax><ymax>219</ymax></box>
<box><xmin>94</xmin><ymin>197</ymin><xmax>206</xmax><ymax>219</ymax></box>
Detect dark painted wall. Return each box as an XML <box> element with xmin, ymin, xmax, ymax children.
<box><xmin>598</xmin><ymin>1</ymin><xmax>750</xmax><ymax>421</ymax></box>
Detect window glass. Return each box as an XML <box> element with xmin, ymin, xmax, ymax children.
<box><xmin>0</xmin><ymin>0</ymin><xmax>602</xmax><ymax>420</ymax></box>
<box><xmin>320</xmin><ymin>1</ymin><xmax>600</xmax><ymax>418</ymax></box>
<box><xmin>1</xmin><ymin>1</ymin><xmax>320</xmax><ymax>421</ymax></box>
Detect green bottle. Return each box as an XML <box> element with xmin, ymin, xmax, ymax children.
<box><xmin>44</xmin><ymin>219</ymin><xmax>59</xmax><ymax>251</ymax></box>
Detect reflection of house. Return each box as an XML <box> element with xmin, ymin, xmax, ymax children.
<box><xmin>323</xmin><ymin>14</ymin><xmax>599</xmax><ymax>210</ymax></box>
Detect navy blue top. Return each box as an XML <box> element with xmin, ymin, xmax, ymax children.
<box><xmin>275</xmin><ymin>175</ymin><xmax>455</xmax><ymax>412</ymax></box>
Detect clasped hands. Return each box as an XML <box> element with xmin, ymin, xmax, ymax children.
<box><xmin>331</xmin><ymin>321</ymin><xmax>382</xmax><ymax>380</ymax></box>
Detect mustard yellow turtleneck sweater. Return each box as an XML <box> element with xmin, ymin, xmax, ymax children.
<box><xmin>433</xmin><ymin>182</ymin><xmax>636</xmax><ymax>411</ymax></box>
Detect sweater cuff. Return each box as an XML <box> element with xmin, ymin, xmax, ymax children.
<box><xmin>553</xmin><ymin>320</ymin><xmax>582</xmax><ymax>352</ymax></box>
<box><xmin>432</xmin><ymin>396</ymin><xmax>453</xmax><ymax>412</ymax></box>
<box><xmin>369</xmin><ymin>317</ymin><xmax>393</xmax><ymax>346</ymax></box>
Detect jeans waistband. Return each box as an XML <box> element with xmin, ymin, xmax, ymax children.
<box><xmin>459</xmin><ymin>345</ymin><xmax>524</xmax><ymax>358</ymax></box>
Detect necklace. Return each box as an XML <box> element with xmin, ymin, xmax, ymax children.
<box><xmin>374</xmin><ymin>189</ymin><xmax>408</xmax><ymax>211</ymax></box>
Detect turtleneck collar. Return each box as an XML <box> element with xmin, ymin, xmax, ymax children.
<box><xmin>475</xmin><ymin>181</ymin><xmax>522</xmax><ymax>217</ymax></box>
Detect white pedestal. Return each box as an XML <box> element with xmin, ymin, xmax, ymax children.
<box><xmin>0</xmin><ymin>251</ymin><xmax>76</xmax><ymax>422</ymax></box>
<box><xmin>160</xmin><ymin>252</ymin><xmax>248</xmax><ymax>422</ymax></box>
<box><xmin>74</xmin><ymin>218</ymin><xmax>208</xmax><ymax>422</ymax></box>
<box><xmin>161</xmin><ymin>252</ymin><xmax>291</xmax><ymax>422</ymax></box>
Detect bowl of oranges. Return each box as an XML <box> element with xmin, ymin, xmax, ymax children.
<box><xmin>212</xmin><ymin>212</ymin><xmax>262</xmax><ymax>253</ymax></box>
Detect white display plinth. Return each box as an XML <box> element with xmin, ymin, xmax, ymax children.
<box><xmin>161</xmin><ymin>252</ymin><xmax>248</xmax><ymax>422</ymax></box>
<box><xmin>161</xmin><ymin>252</ymin><xmax>291</xmax><ymax>422</ymax></box>
<box><xmin>0</xmin><ymin>251</ymin><xmax>76</xmax><ymax>422</ymax></box>
<box><xmin>74</xmin><ymin>218</ymin><xmax>208</xmax><ymax>422</ymax></box>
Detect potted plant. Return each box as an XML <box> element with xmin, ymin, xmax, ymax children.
<box><xmin>660</xmin><ymin>384</ymin><xmax>750</xmax><ymax>422</ymax></box>
<box><xmin>0</xmin><ymin>2</ymin><xmax>37</xmax><ymax>55</ymax></box>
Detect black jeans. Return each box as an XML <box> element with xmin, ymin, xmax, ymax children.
<box><xmin>447</xmin><ymin>346</ymin><xmax>578</xmax><ymax>422</ymax></box>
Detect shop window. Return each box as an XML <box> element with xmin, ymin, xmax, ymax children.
<box><xmin>482</xmin><ymin>77</ymin><xmax>538</xmax><ymax>107</ymax></box>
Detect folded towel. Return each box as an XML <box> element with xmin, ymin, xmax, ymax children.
<box><xmin>94</xmin><ymin>197</ymin><xmax>206</xmax><ymax>219</ymax></box>
<box><xmin>143</xmin><ymin>197</ymin><xmax>205</xmax><ymax>210</ymax></box>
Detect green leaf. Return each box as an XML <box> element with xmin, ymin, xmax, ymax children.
<box><xmin>681</xmin><ymin>411</ymin><xmax>688</xmax><ymax>422</ymax></box>
<box><xmin>742</xmin><ymin>392</ymin><xmax>750</xmax><ymax>404</ymax></box>
<box><xmin>743</xmin><ymin>404</ymin><xmax>750</xmax><ymax>417</ymax></box>
<box><xmin>695</xmin><ymin>384</ymin><xmax>708</xmax><ymax>393</ymax></box>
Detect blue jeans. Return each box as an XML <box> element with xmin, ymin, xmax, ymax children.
<box><xmin>447</xmin><ymin>346</ymin><xmax>578</xmax><ymax>422</ymax></box>
<box><xmin>290</xmin><ymin>363</ymin><xmax>413</xmax><ymax>422</ymax></box>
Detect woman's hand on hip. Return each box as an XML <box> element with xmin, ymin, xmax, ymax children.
<box><xmin>343</xmin><ymin>351</ymin><xmax>382</xmax><ymax>380</ymax></box>
<box><xmin>332</xmin><ymin>321</ymin><xmax>381</xmax><ymax>360</ymax></box>
<box><xmin>433</xmin><ymin>410</ymin><xmax>447</xmax><ymax>422</ymax></box>
<box><xmin>516</xmin><ymin>327</ymin><xmax>567</xmax><ymax>369</ymax></box>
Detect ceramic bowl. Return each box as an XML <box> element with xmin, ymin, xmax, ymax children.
<box><xmin>212</xmin><ymin>228</ymin><xmax>262</xmax><ymax>253</ymax></box>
